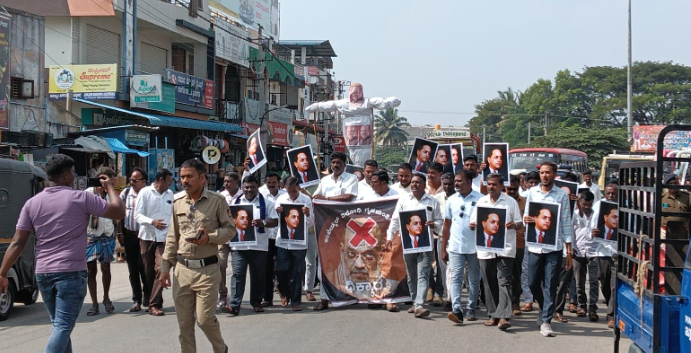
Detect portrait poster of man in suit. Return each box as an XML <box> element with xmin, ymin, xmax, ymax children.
<box><xmin>475</xmin><ymin>206</ymin><xmax>507</xmax><ymax>254</ymax></box>
<box><xmin>435</xmin><ymin>144</ymin><xmax>454</xmax><ymax>174</ymax></box>
<box><xmin>279</xmin><ymin>203</ymin><xmax>307</xmax><ymax>245</ymax></box>
<box><xmin>229</xmin><ymin>204</ymin><xmax>257</xmax><ymax>245</ymax></box>
<box><xmin>482</xmin><ymin>143</ymin><xmax>509</xmax><ymax>186</ymax></box>
<box><xmin>359</xmin><ymin>124</ymin><xmax>372</xmax><ymax>146</ymax></box>
<box><xmin>450</xmin><ymin>143</ymin><xmax>464</xmax><ymax>173</ymax></box>
<box><xmin>286</xmin><ymin>145</ymin><xmax>320</xmax><ymax>188</ymax></box>
<box><xmin>595</xmin><ymin>200</ymin><xmax>618</xmax><ymax>244</ymax></box>
<box><xmin>246</xmin><ymin>130</ymin><xmax>266</xmax><ymax>174</ymax></box>
<box><xmin>555</xmin><ymin>179</ymin><xmax>579</xmax><ymax>214</ymax></box>
<box><xmin>407</xmin><ymin>138</ymin><xmax>438</xmax><ymax>174</ymax></box>
<box><xmin>399</xmin><ymin>208</ymin><xmax>433</xmax><ymax>254</ymax></box>
<box><xmin>525</xmin><ymin>201</ymin><xmax>561</xmax><ymax>250</ymax></box>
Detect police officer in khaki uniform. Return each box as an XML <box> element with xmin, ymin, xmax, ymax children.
<box><xmin>661</xmin><ymin>174</ymin><xmax>690</xmax><ymax>235</ymax></box>
<box><xmin>160</xmin><ymin>159</ymin><xmax>235</xmax><ymax>353</ymax></box>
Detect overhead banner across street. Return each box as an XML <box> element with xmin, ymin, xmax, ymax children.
<box><xmin>313</xmin><ymin>198</ymin><xmax>411</xmax><ymax>306</ymax></box>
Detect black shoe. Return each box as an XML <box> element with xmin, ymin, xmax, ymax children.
<box><xmin>443</xmin><ymin>301</ymin><xmax>452</xmax><ymax>312</ymax></box>
<box><xmin>448</xmin><ymin>310</ymin><xmax>464</xmax><ymax>324</ymax></box>
<box><xmin>367</xmin><ymin>304</ymin><xmax>383</xmax><ymax>309</ymax></box>
<box><xmin>221</xmin><ymin>305</ymin><xmax>239</xmax><ymax>316</ymax></box>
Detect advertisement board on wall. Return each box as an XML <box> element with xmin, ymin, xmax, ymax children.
<box><xmin>131</xmin><ymin>82</ymin><xmax>175</xmax><ymax>114</ymax></box>
<box><xmin>214</xmin><ymin>19</ymin><xmax>250</xmax><ymax>67</ymax></box>
<box><xmin>130</xmin><ymin>74</ymin><xmax>162</xmax><ymax>103</ymax></box>
<box><xmin>632</xmin><ymin>125</ymin><xmax>691</xmax><ymax>153</ymax></box>
<box><xmin>210</xmin><ymin>0</ymin><xmax>279</xmax><ymax>39</ymax></box>
<box><xmin>0</xmin><ymin>13</ymin><xmax>10</xmax><ymax>129</ymax></box>
<box><xmin>49</xmin><ymin>64</ymin><xmax>118</xmax><ymax>100</ymax></box>
<box><xmin>165</xmin><ymin>69</ymin><xmax>214</xmax><ymax>110</ymax></box>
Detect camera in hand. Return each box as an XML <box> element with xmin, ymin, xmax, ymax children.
<box><xmin>185</xmin><ymin>229</ymin><xmax>204</xmax><ymax>241</ymax></box>
<box><xmin>87</xmin><ymin>177</ymin><xmax>103</xmax><ymax>188</ymax></box>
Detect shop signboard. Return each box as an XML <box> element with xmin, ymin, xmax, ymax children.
<box><xmin>244</xmin><ymin>98</ymin><xmax>261</xmax><ymax>125</ymax></box>
<box><xmin>124</xmin><ymin>130</ymin><xmax>149</xmax><ymax>145</ymax></box>
<box><xmin>130</xmin><ymin>74</ymin><xmax>162</xmax><ymax>103</ymax></box>
<box><xmin>82</xmin><ymin>108</ymin><xmax>140</xmax><ymax>127</ymax></box>
<box><xmin>165</xmin><ymin>69</ymin><xmax>214</xmax><ymax>110</ymax></box>
<box><xmin>211</xmin><ymin>0</ymin><xmax>279</xmax><ymax>39</ymax></box>
<box><xmin>131</xmin><ymin>83</ymin><xmax>176</xmax><ymax>114</ymax></box>
<box><xmin>0</xmin><ymin>13</ymin><xmax>10</xmax><ymax>129</ymax></box>
<box><xmin>49</xmin><ymin>64</ymin><xmax>118</xmax><ymax>100</ymax></box>
<box><xmin>267</xmin><ymin>121</ymin><xmax>288</xmax><ymax>146</ymax></box>
<box><xmin>214</xmin><ymin>19</ymin><xmax>249</xmax><ymax>67</ymax></box>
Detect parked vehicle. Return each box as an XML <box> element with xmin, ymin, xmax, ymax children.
<box><xmin>614</xmin><ymin>125</ymin><xmax>691</xmax><ymax>353</ymax></box>
<box><xmin>0</xmin><ymin>158</ymin><xmax>47</xmax><ymax>321</ymax></box>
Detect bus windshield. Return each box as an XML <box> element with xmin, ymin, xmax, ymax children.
<box><xmin>509</xmin><ymin>152</ymin><xmax>558</xmax><ymax>172</ymax></box>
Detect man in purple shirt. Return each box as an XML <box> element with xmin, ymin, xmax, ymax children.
<box><xmin>0</xmin><ymin>154</ymin><xmax>124</xmax><ymax>353</ymax></box>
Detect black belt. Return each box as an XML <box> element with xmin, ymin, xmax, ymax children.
<box><xmin>176</xmin><ymin>255</ymin><xmax>218</xmax><ymax>269</ymax></box>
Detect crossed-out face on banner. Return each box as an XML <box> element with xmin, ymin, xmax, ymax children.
<box><xmin>526</xmin><ymin>201</ymin><xmax>561</xmax><ymax>250</ymax></box>
<box><xmin>279</xmin><ymin>203</ymin><xmax>307</xmax><ymax>245</ymax></box>
<box><xmin>408</xmin><ymin>137</ymin><xmax>438</xmax><ymax>174</ymax></box>
<box><xmin>483</xmin><ymin>143</ymin><xmax>510</xmax><ymax>185</ymax></box>
<box><xmin>229</xmin><ymin>204</ymin><xmax>257</xmax><ymax>245</ymax></box>
<box><xmin>314</xmin><ymin>199</ymin><xmax>410</xmax><ymax>305</ymax></box>
<box><xmin>475</xmin><ymin>206</ymin><xmax>507</xmax><ymax>253</ymax></box>
<box><xmin>286</xmin><ymin>145</ymin><xmax>320</xmax><ymax>188</ymax></box>
<box><xmin>247</xmin><ymin>130</ymin><xmax>267</xmax><ymax>174</ymax></box>
<box><xmin>595</xmin><ymin>200</ymin><xmax>618</xmax><ymax>244</ymax></box>
<box><xmin>399</xmin><ymin>208</ymin><xmax>433</xmax><ymax>254</ymax></box>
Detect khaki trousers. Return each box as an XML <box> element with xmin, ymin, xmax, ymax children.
<box><xmin>173</xmin><ymin>263</ymin><xmax>226</xmax><ymax>353</ymax></box>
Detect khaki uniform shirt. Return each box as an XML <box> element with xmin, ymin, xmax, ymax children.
<box><xmin>514</xmin><ymin>195</ymin><xmax>526</xmax><ymax>248</ymax></box>
<box><xmin>161</xmin><ymin>189</ymin><xmax>236</xmax><ymax>273</ymax></box>
<box><xmin>661</xmin><ymin>191</ymin><xmax>690</xmax><ymax>233</ymax></box>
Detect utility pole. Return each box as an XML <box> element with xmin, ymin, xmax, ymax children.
<box><xmin>482</xmin><ymin>124</ymin><xmax>486</xmax><ymax>151</ymax></box>
<box><xmin>626</xmin><ymin>0</ymin><xmax>633</xmax><ymax>142</ymax></box>
<box><xmin>544</xmin><ymin>112</ymin><xmax>548</xmax><ymax>136</ymax></box>
<box><xmin>528</xmin><ymin>121</ymin><xmax>531</xmax><ymax>144</ymax></box>
<box><xmin>257</xmin><ymin>26</ymin><xmax>267</xmax><ymax>177</ymax></box>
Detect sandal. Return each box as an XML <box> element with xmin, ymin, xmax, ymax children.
<box><xmin>104</xmin><ymin>300</ymin><xmax>115</xmax><ymax>314</ymax></box>
<box><xmin>521</xmin><ymin>303</ymin><xmax>533</xmax><ymax>312</ymax></box>
<box><xmin>306</xmin><ymin>292</ymin><xmax>316</xmax><ymax>301</ymax></box>
<box><xmin>87</xmin><ymin>306</ymin><xmax>100</xmax><ymax>316</ymax></box>
<box><xmin>312</xmin><ymin>300</ymin><xmax>329</xmax><ymax>311</ymax></box>
<box><xmin>554</xmin><ymin>313</ymin><xmax>569</xmax><ymax>323</ymax></box>
<box><xmin>292</xmin><ymin>306</ymin><xmax>302</xmax><ymax>311</ymax></box>
<box><xmin>253</xmin><ymin>306</ymin><xmax>265</xmax><ymax>313</ymax></box>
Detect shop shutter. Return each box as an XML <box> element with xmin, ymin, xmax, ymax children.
<box><xmin>85</xmin><ymin>25</ymin><xmax>121</xmax><ymax>88</ymax></box>
<box><xmin>140</xmin><ymin>42</ymin><xmax>168</xmax><ymax>76</ymax></box>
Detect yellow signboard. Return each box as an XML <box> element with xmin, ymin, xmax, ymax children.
<box><xmin>48</xmin><ymin>64</ymin><xmax>118</xmax><ymax>100</ymax></box>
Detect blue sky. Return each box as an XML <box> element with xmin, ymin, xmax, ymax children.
<box><xmin>280</xmin><ymin>0</ymin><xmax>691</xmax><ymax>127</ymax></box>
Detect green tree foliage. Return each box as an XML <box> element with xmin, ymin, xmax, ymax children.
<box><xmin>531</xmin><ymin>126</ymin><xmax>629</xmax><ymax>169</ymax></box>
<box><xmin>467</xmin><ymin>61</ymin><xmax>691</xmax><ymax>166</ymax></box>
<box><xmin>374</xmin><ymin>108</ymin><xmax>411</xmax><ymax>146</ymax></box>
<box><xmin>374</xmin><ymin>145</ymin><xmax>407</xmax><ymax>171</ymax></box>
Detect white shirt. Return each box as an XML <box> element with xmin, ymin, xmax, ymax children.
<box><xmin>590</xmin><ymin>200</ymin><xmax>616</xmax><ymax>257</ymax></box>
<box><xmin>134</xmin><ymin>185</ymin><xmax>174</xmax><ymax>242</ymax></box>
<box><xmin>387</xmin><ymin>192</ymin><xmax>443</xmax><ymax>242</ymax></box>
<box><xmin>471</xmin><ymin>193</ymin><xmax>522</xmax><ymax>259</ymax></box>
<box><xmin>258</xmin><ymin>185</ymin><xmax>287</xmax><ymax>240</ymax></box>
<box><xmin>230</xmin><ymin>194</ymin><xmax>278</xmax><ymax>251</ymax></box>
<box><xmin>572</xmin><ymin>209</ymin><xmax>596</xmax><ymax>257</ymax></box>
<box><xmin>314</xmin><ymin>171</ymin><xmax>358</xmax><ymax>198</ymax></box>
<box><xmin>444</xmin><ymin>190</ymin><xmax>483</xmax><ymax>254</ymax></box>
<box><xmin>580</xmin><ymin>182</ymin><xmax>602</xmax><ymax>202</ymax></box>
<box><xmin>85</xmin><ymin>187</ymin><xmax>115</xmax><ymax>237</ymax></box>
<box><xmin>391</xmin><ymin>182</ymin><xmax>411</xmax><ymax>195</ymax></box>
<box><xmin>358</xmin><ymin>179</ymin><xmax>374</xmax><ymax>198</ymax></box>
<box><xmin>274</xmin><ymin>192</ymin><xmax>314</xmax><ymax>250</ymax></box>
<box><xmin>220</xmin><ymin>187</ymin><xmax>243</xmax><ymax>206</ymax></box>
<box><xmin>472</xmin><ymin>174</ymin><xmax>483</xmax><ymax>193</ymax></box>
<box><xmin>356</xmin><ymin>186</ymin><xmax>398</xmax><ymax>201</ymax></box>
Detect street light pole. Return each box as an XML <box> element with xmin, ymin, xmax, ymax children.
<box><xmin>627</xmin><ymin>0</ymin><xmax>633</xmax><ymax>142</ymax></box>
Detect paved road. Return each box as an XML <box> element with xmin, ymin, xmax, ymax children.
<box><xmin>1</xmin><ymin>262</ymin><xmax>631</xmax><ymax>353</ymax></box>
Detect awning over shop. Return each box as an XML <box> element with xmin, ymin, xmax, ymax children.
<box><xmin>231</xmin><ymin>134</ymin><xmax>249</xmax><ymax>139</ymax></box>
<box><xmin>249</xmin><ymin>47</ymin><xmax>298</xmax><ymax>86</ymax></box>
<box><xmin>74</xmin><ymin>99</ymin><xmax>243</xmax><ymax>133</ymax></box>
<box><xmin>73</xmin><ymin>136</ymin><xmax>115</xmax><ymax>159</ymax></box>
<box><xmin>105</xmin><ymin>138</ymin><xmax>150</xmax><ymax>157</ymax></box>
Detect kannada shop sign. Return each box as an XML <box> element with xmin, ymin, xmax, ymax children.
<box><xmin>49</xmin><ymin>64</ymin><xmax>118</xmax><ymax>100</ymax></box>
<box><xmin>165</xmin><ymin>69</ymin><xmax>214</xmax><ymax>110</ymax></box>
<box><xmin>130</xmin><ymin>74</ymin><xmax>162</xmax><ymax>103</ymax></box>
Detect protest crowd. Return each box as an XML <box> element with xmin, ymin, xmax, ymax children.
<box><xmin>0</xmin><ymin>143</ymin><xmax>623</xmax><ymax>353</ymax></box>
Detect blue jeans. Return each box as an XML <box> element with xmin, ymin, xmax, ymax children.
<box><xmin>36</xmin><ymin>271</ymin><xmax>88</xmax><ymax>353</ymax></box>
<box><xmin>528</xmin><ymin>251</ymin><xmax>563</xmax><ymax>323</ymax></box>
<box><xmin>403</xmin><ymin>251</ymin><xmax>432</xmax><ymax>309</ymax></box>
<box><xmin>230</xmin><ymin>250</ymin><xmax>267</xmax><ymax>309</ymax></box>
<box><xmin>521</xmin><ymin>252</ymin><xmax>533</xmax><ymax>303</ymax></box>
<box><xmin>448</xmin><ymin>252</ymin><xmax>480</xmax><ymax>313</ymax></box>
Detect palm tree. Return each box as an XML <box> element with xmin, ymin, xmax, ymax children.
<box><xmin>374</xmin><ymin>108</ymin><xmax>411</xmax><ymax>146</ymax></box>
